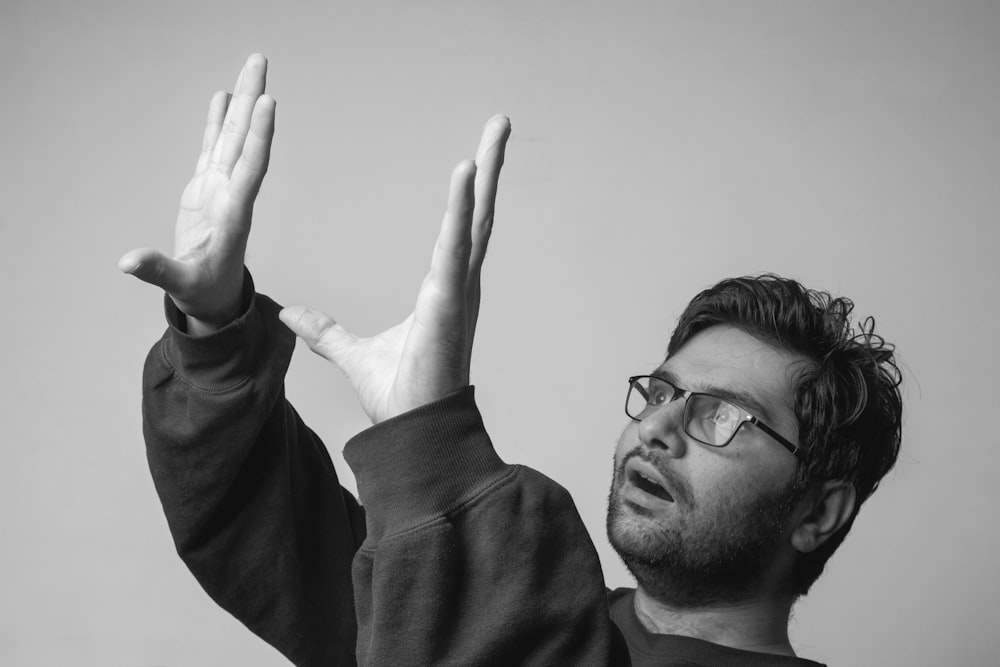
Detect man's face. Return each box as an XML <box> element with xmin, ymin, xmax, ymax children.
<box><xmin>607</xmin><ymin>324</ymin><xmax>806</xmax><ymax>607</ymax></box>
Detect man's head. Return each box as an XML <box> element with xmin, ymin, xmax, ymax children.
<box><xmin>607</xmin><ymin>275</ymin><xmax>902</xmax><ymax>606</ymax></box>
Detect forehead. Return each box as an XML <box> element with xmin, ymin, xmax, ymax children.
<box><xmin>658</xmin><ymin>325</ymin><xmax>805</xmax><ymax>423</ymax></box>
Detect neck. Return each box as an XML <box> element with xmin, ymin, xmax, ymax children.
<box><xmin>633</xmin><ymin>585</ymin><xmax>796</xmax><ymax>657</ymax></box>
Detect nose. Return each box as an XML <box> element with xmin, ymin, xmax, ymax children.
<box><xmin>636</xmin><ymin>398</ymin><xmax>688</xmax><ymax>457</ymax></box>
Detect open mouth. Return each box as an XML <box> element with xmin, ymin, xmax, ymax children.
<box><xmin>626</xmin><ymin>464</ymin><xmax>674</xmax><ymax>503</ymax></box>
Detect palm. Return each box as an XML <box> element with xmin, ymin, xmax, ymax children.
<box><xmin>170</xmin><ymin>170</ymin><xmax>250</xmax><ymax>304</ymax></box>
<box><xmin>176</xmin><ymin>169</ymin><xmax>246</xmax><ymax>255</ymax></box>
<box><xmin>347</xmin><ymin>318</ymin><xmax>416</xmax><ymax>424</ymax></box>
<box><xmin>348</xmin><ymin>300</ymin><xmax>471</xmax><ymax>425</ymax></box>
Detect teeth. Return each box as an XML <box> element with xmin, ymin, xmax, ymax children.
<box><xmin>639</xmin><ymin>472</ymin><xmax>659</xmax><ymax>487</ymax></box>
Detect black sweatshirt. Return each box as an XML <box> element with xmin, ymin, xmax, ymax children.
<box><xmin>141</xmin><ymin>276</ymin><xmax>825</xmax><ymax>667</ymax></box>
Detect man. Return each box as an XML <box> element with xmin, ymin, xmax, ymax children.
<box><xmin>120</xmin><ymin>56</ymin><xmax>901</xmax><ymax>666</ymax></box>
<box><xmin>604</xmin><ymin>278</ymin><xmax>901</xmax><ymax>664</ymax></box>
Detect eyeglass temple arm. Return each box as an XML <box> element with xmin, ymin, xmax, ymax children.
<box><xmin>747</xmin><ymin>417</ymin><xmax>800</xmax><ymax>457</ymax></box>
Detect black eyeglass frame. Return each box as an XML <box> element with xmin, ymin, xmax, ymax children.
<box><xmin>626</xmin><ymin>375</ymin><xmax>800</xmax><ymax>457</ymax></box>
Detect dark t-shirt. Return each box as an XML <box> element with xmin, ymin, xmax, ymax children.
<box><xmin>608</xmin><ymin>588</ymin><xmax>825</xmax><ymax>667</ymax></box>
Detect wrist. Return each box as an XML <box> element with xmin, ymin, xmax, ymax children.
<box><xmin>172</xmin><ymin>268</ymin><xmax>252</xmax><ymax>336</ymax></box>
<box><xmin>169</xmin><ymin>267</ymin><xmax>253</xmax><ymax>336</ymax></box>
<box><xmin>172</xmin><ymin>299</ymin><xmax>241</xmax><ymax>335</ymax></box>
<box><xmin>184</xmin><ymin>314</ymin><xmax>228</xmax><ymax>336</ymax></box>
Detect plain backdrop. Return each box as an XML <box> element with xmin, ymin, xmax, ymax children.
<box><xmin>2</xmin><ymin>1</ymin><xmax>999</xmax><ymax>665</ymax></box>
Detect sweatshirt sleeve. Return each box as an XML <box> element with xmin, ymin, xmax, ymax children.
<box><xmin>142</xmin><ymin>273</ymin><xmax>365</xmax><ymax>667</ymax></box>
<box><xmin>344</xmin><ymin>388</ymin><xmax>626</xmax><ymax>666</ymax></box>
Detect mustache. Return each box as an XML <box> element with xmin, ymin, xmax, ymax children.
<box><xmin>616</xmin><ymin>446</ymin><xmax>693</xmax><ymax>507</ymax></box>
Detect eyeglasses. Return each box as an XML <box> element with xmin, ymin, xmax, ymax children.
<box><xmin>625</xmin><ymin>375</ymin><xmax>800</xmax><ymax>457</ymax></box>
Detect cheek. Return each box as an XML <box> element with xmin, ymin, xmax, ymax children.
<box><xmin>689</xmin><ymin>458</ymin><xmax>792</xmax><ymax>517</ymax></box>
<box><xmin>685</xmin><ymin>451</ymin><xmax>758</xmax><ymax>504</ymax></box>
<box><xmin>614</xmin><ymin>422</ymin><xmax>639</xmax><ymax>466</ymax></box>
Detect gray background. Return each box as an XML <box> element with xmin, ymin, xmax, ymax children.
<box><xmin>2</xmin><ymin>1</ymin><xmax>998</xmax><ymax>665</ymax></box>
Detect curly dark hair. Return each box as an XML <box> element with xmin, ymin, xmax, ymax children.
<box><xmin>666</xmin><ymin>274</ymin><xmax>903</xmax><ymax>596</ymax></box>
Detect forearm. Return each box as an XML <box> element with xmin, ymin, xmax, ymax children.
<box><xmin>345</xmin><ymin>389</ymin><xmax>623</xmax><ymax>665</ymax></box>
<box><xmin>143</xmin><ymin>274</ymin><xmax>364</xmax><ymax>666</ymax></box>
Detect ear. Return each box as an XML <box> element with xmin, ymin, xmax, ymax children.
<box><xmin>790</xmin><ymin>481</ymin><xmax>857</xmax><ymax>553</ymax></box>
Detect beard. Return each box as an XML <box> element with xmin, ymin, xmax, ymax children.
<box><xmin>606</xmin><ymin>450</ymin><xmax>804</xmax><ymax>608</ymax></box>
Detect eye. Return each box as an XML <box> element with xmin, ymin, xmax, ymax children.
<box><xmin>647</xmin><ymin>378</ymin><xmax>674</xmax><ymax>405</ymax></box>
<box><xmin>687</xmin><ymin>395</ymin><xmax>745</xmax><ymax>445</ymax></box>
<box><xmin>707</xmin><ymin>402</ymin><xmax>741</xmax><ymax>439</ymax></box>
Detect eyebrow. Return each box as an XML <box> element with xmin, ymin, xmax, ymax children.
<box><xmin>653</xmin><ymin>367</ymin><xmax>775</xmax><ymax>423</ymax></box>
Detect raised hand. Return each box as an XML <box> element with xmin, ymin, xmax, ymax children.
<box><xmin>119</xmin><ymin>54</ymin><xmax>275</xmax><ymax>334</ymax></box>
<box><xmin>279</xmin><ymin>116</ymin><xmax>511</xmax><ymax>424</ymax></box>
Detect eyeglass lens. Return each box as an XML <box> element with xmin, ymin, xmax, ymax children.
<box><xmin>627</xmin><ymin>376</ymin><xmax>744</xmax><ymax>447</ymax></box>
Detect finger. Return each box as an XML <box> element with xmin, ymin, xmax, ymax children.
<box><xmin>229</xmin><ymin>94</ymin><xmax>276</xmax><ymax>203</ymax></box>
<box><xmin>118</xmin><ymin>248</ymin><xmax>196</xmax><ymax>295</ymax></box>
<box><xmin>279</xmin><ymin>306</ymin><xmax>358</xmax><ymax>368</ymax></box>
<box><xmin>468</xmin><ymin>115</ymin><xmax>511</xmax><ymax>277</ymax></box>
<box><xmin>425</xmin><ymin>160</ymin><xmax>477</xmax><ymax>307</ymax></box>
<box><xmin>465</xmin><ymin>278</ymin><xmax>483</xmax><ymax>357</ymax></box>
<box><xmin>210</xmin><ymin>54</ymin><xmax>268</xmax><ymax>176</ymax></box>
<box><xmin>466</xmin><ymin>116</ymin><xmax>510</xmax><ymax>345</ymax></box>
<box><xmin>195</xmin><ymin>91</ymin><xmax>231</xmax><ymax>175</ymax></box>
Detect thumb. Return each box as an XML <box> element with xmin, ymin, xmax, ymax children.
<box><xmin>279</xmin><ymin>305</ymin><xmax>358</xmax><ymax>368</ymax></box>
<box><xmin>118</xmin><ymin>248</ymin><xmax>192</xmax><ymax>295</ymax></box>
